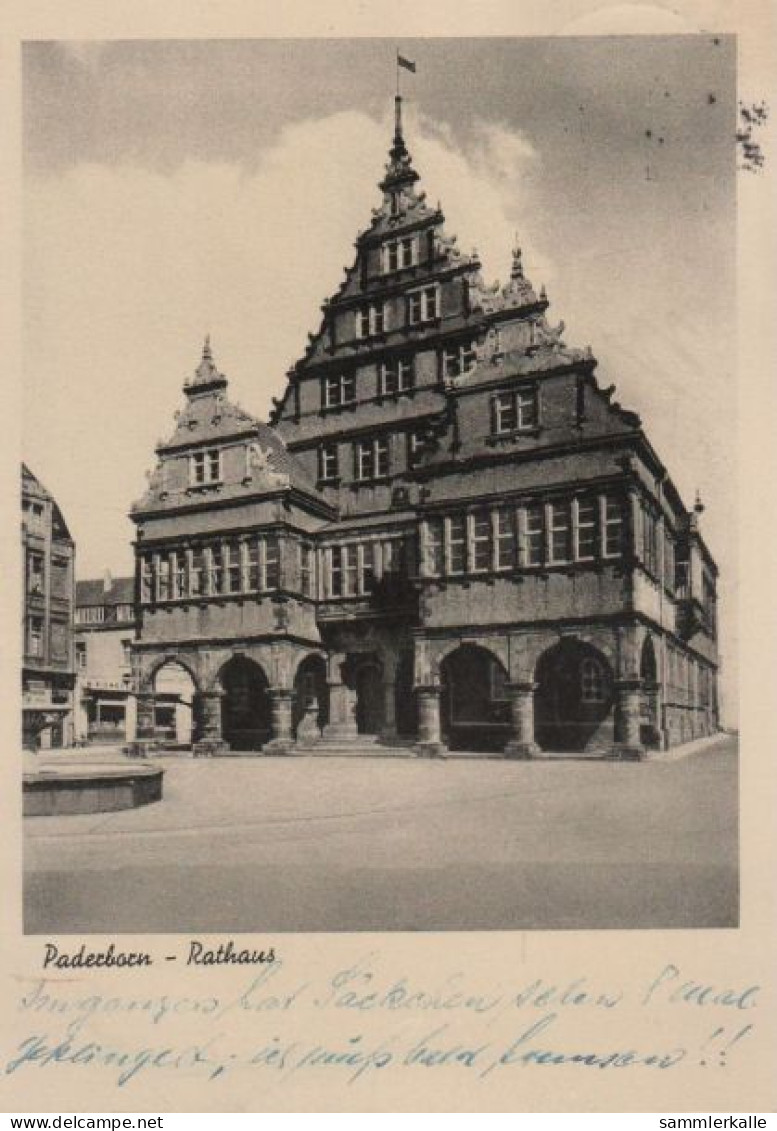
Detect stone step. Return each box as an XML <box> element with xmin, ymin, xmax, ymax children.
<box><xmin>289</xmin><ymin>741</ymin><xmax>417</xmax><ymax>757</ymax></box>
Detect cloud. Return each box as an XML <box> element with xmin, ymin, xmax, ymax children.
<box><xmin>22</xmin><ymin>103</ymin><xmax>737</xmax><ymax>722</ymax></box>
<box><xmin>23</xmin><ymin>109</ymin><xmax>543</xmax><ymax>577</ymax></box>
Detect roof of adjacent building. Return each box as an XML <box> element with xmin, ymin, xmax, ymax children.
<box><xmin>21</xmin><ymin>463</ymin><xmax>73</xmax><ymax>541</ymax></box>
<box><xmin>76</xmin><ymin>576</ymin><xmax>134</xmax><ymax>606</ymax></box>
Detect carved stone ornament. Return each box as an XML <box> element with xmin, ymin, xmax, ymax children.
<box><xmin>245</xmin><ymin>442</ymin><xmax>290</xmax><ymax>488</ymax></box>
<box><xmin>534</xmin><ymin>316</ymin><xmax>566</xmax><ymax>349</ymax></box>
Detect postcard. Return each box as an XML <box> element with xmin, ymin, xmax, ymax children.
<box><xmin>1</xmin><ymin>0</ymin><xmax>775</xmax><ymax>1115</ymax></box>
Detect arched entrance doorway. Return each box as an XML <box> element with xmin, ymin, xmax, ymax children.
<box><xmin>152</xmin><ymin>661</ymin><xmax>197</xmax><ymax>746</ymax></box>
<box><xmin>534</xmin><ymin>639</ymin><xmax>613</xmax><ymax>753</ymax></box>
<box><xmin>219</xmin><ymin>656</ymin><xmax>271</xmax><ymax>751</ymax></box>
<box><xmin>640</xmin><ymin>635</ymin><xmax>661</xmax><ymax>749</ymax></box>
<box><xmin>394</xmin><ymin>650</ymin><xmax>417</xmax><ymax>739</ymax></box>
<box><xmin>440</xmin><ymin>644</ymin><xmax>510</xmax><ymax>751</ymax></box>
<box><xmin>354</xmin><ymin>660</ymin><xmax>383</xmax><ymax>735</ymax></box>
<box><xmin>293</xmin><ymin>655</ymin><xmax>329</xmax><ymax>738</ymax></box>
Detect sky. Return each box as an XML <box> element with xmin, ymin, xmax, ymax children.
<box><xmin>22</xmin><ymin>37</ymin><xmax>737</xmax><ymax>719</ymax></box>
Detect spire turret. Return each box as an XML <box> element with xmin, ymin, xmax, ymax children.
<box><xmin>511</xmin><ymin>241</ymin><xmax>525</xmax><ymax>281</ymax></box>
<box><xmin>394</xmin><ymin>93</ymin><xmax>403</xmax><ymax>147</ymax></box>
<box><xmin>380</xmin><ymin>95</ymin><xmax>420</xmax><ymax>194</ymax></box>
<box><xmin>185</xmin><ymin>335</ymin><xmax>228</xmax><ymax>397</ymax></box>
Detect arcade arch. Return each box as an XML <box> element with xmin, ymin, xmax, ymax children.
<box><xmin>218</xmin><ymin>656</ymin><xmax>271</xmax><ymax>751</ymax></box>
<box><xmin>440</xmin><ymin>643</ymin><xmax>510</xmax><ymax>751</ymax></box>
<box><xmin>151</xmin><ymin>661</ymin><xmax>197</xmax><ymax>746</ymax></box>
<box><xmin>534</xmin><ymin>639</ymin><xmax>614</xmax><ymax>753</ymax></box>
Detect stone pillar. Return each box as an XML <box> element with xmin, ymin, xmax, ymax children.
<box><xmin>613</xmin><ymin>678</ymin><xmax>645</xmax><ymax>760</ymax></box>
<box><xmin>265</xmin><ymin>689</ymin><xmax>295</xmax><ymax>753</ymax></box>
<box><xmin>321</xmin><ymin>654</ymin><xmax>358</xmax><ymax>741</ymax></box>
<box><xmin>380</xmin><ymin>653</ymin><xmax>398</xmax><ymax>742</ymax></box>
<box><xmin>381</xmin><ymin>675</ymin><xmax>397</xmax><ymax>741</ymax></box>
<box><xmin>192</xmin><ymin>690</ymin><xmax>228</xmax><ymax>756</ymax></box>
<box><xmin>503</xmin><ymin>681</ymin><xmax>539</xmax><ymax>759</ymax></box>
<box><xmin>643</xmin><ymin>682</ymin><xmax>663</xmax><ymax>749</ymax></box>
<box><xmin>414</xmin><ymin>685</ymin><xmax>446</xmax><ymax>757</ymax></box>
<box><xmin>135</xmin><ymin>691</ymin><xmax>156</xmax><ymax>740</ymax></box>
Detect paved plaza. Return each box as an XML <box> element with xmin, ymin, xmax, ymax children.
<box><xmin>23</xmin><ymin>734</ymin><xmax>738</xmax><ymax>934</ymax></box>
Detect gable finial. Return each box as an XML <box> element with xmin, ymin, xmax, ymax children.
<box><xmin>394</xmin><ymin>94</ymin><xmax>404</xmax><ymax>146</ymax></box>
<box><xmin>511</xmin><ymin>241</ymin><xmax>524</xmax><ymax>279</ymax></box>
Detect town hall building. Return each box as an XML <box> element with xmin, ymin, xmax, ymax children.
<box><xmin>129</xmin><ymin>98</ymin><xmax>719</xmax><ymax>759</ymax></box>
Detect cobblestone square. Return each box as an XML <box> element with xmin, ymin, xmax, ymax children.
<box><xmin>24</xmin><ymin>736</ymin><xmax>737</xmax><ymax>934</ymax></box>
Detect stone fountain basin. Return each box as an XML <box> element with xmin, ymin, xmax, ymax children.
<box><xmin>23</xmin><ymin>752</ymin><xmax>164</xmax><ymax>817</ymax></box>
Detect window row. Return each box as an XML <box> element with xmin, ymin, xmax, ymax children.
<box><xmin>351</xmin><ymin>284</ymin><xmax>441</xmax><ymax>345</ymax></box>
<box><xmin>422</xmin><ymin>495</ymin><xmax>625</xmax><ymax>577</ymax></box>
<box><xmin>139</xmin><ymin>536</ymin><xmax>412</xmax><ymax>604</ymax></box>
<box><xmin>319</xmin><ymin>431</ymin><xmax>430</xmax><ymax>483</ymax></box>
<box><xmin>666</xmin><ymin>646</ymin><xmax>716</xmax><ymax>707</ymax></box>
<box><xmin>75</xmin><ymin>638</ymin><xmax>133</xmax><ymax>670</ymax></box>
<box><xmin>324</xmin><ymin>355</ymin><xmax>416</xmax><ymax>408</ymax></box>
<box><xmin>141</xmin><ymin>536</ymin><xmax>287</xmax><ymax>603</ymax></box>
<box><xmin>75</xmin><ymin>604</ymin><xmax>134</xmax><ymax>626</ymax></box>
<box><xmin>636</xmin><ymin>499</ymin><xmax>701</xmax><ymax>605</ymax></box>
<box><xmin>381</xmin><ymin>235</ymin><xmax>419</xmax><ymax>274</ymax></box>
<box><xmin>321</xmin><ymin>362</ymin><xmax>539</xmax><ymax>442</ymax></box>
<box><xmin>326</xmin><ymin>538</ymin><xmax>410</xmax><ymax>598</ymax></box>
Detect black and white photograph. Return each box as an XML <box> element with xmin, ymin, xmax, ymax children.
<box><xmin>20</xmin><ymin>35</ymin><xmax>740</xmax><ymax>936</ymax></box>
<box><xmin>4</xmin><ymin>1</ymin><xmax>777</xmax><ymax>1116</ymax></box>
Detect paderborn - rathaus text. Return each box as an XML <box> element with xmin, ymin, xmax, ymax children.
<box><xmin>128</xmin><ymin>92</ymin><xmax>720</xmax><ymax>760</ymax></box>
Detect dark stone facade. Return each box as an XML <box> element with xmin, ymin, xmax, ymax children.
<box><xmin>129</xmin><ymin>102</ymin><xmax>719</xmax><ymax>759</ymax></box>
<box><xmin>21</xmin><ymin>465</ymin><xmax>77</xmax><ymax>750</ymax></box>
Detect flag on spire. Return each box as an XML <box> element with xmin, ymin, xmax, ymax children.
<box><xmin>397</xmin><ymin>53</ymin><xmax>416</xmax><ymax>73</ymax></box>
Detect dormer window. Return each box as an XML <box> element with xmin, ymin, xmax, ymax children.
<box><xmin>382</xmin><ymin>236</ymin><xmax>417</xmax><ymax>274</ymax></box>
<box><xmin>356</xmin><ymin>302</ymin><xmax>387</xmax><ymax>339</ymax></box>
<box><xmin>492</xmin><ymin>387</ymin><xmax>539</xmax><ymax>434</ymax></box>
<box><xmin>355</xmin><ymin>437</ymin><xmax>390</xmax><ymax>481</ymax></box>
<box><xmin>323</xmin><ymin>372</ymin><xmax>356</xmax><ymax>409</ymax></box>
<box><xmin>190</xmin><ymin>448</ymin><xmax>221</xmax><ymax>485</ymax></box>
<box><xmin>319</xmin><ymin>443</ymin><xmax>339</xmax><ymax>482</ymax></box>
<box><xmin>380</xmin><ymin>355</ymin><xmax>414</xmax><ymax>395</ymax></box>
<box><xmin>408</xmin><ymin>285</ymin><xmax>439</xmax><ymax>326</ymax></box>
<box><xmin>444</xmin><ymin>341</ymin><xmax>478</xmax><ymax>379</ymax></box>
<box><xmin>408</xmin><ymin>430</ymin><xmax>426</xmax><ymax>469</ymax></box>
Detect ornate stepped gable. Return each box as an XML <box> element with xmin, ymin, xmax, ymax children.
<box><xmin>271</xmin><ymin>97</ymin><xmax>642</xmax><ymax>477</ymax></box>
<box><xmin>132</xmin><ymin>337</ymin><xmax>323</xmax><ymax>516</ymax></box>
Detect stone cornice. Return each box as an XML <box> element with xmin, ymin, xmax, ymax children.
<box><xmin>130</xmin><ymin>485</ymin><xmax>336</xmax><ymax>525</ymax></box>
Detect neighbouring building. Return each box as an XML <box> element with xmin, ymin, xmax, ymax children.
<box><xmin>128</xmin><ymin>99</ymin><xmax>719</xmax><ymax>758</ymax></box>
<box><xmin>74</xmin><ymin>571</ymin><xmax>196</xmax><ymax>747</ymax></box>
<box><xmin>74</xmin><ymin>573</ymin><xmax>138</xmax><ymax>745</ymax></box>
<box><xmin>21</xmin><ymin>464</ymin><xmax>77</xmax><ymax>750</ymax></box>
